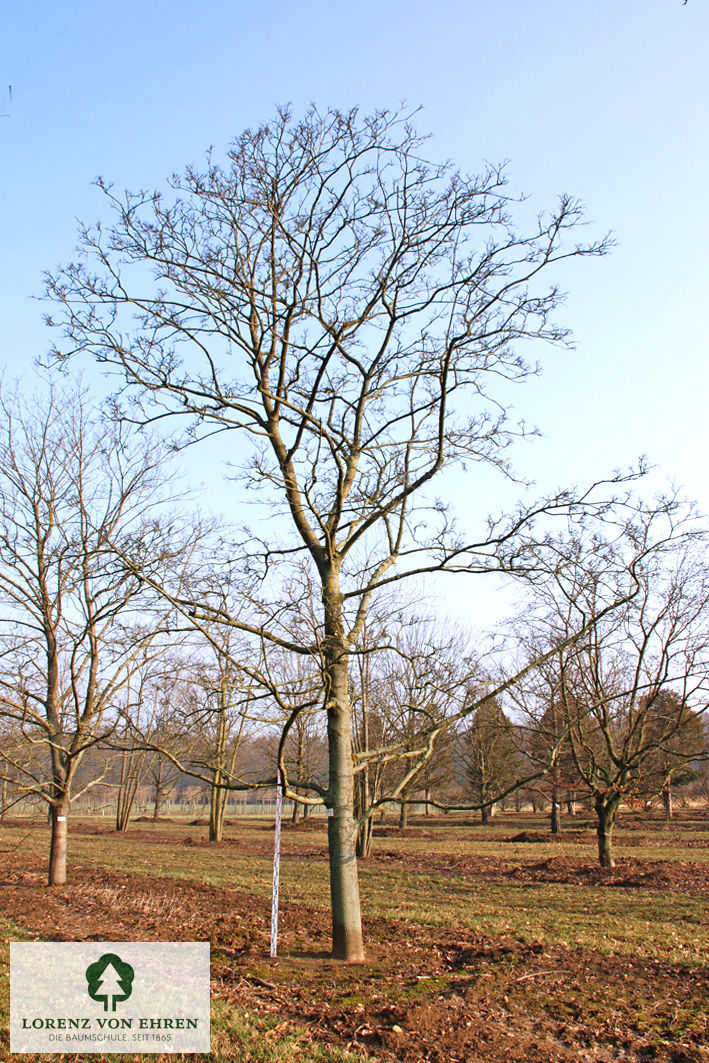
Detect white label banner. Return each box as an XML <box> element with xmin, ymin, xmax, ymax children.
<box><xmin>10</xmin><ymin>941</ymin><xmax>210</xmax><ymax>1054</ymax></box>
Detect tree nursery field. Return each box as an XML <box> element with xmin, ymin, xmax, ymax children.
<box><xmin>1</xmin><ymin>811</ymin><xmax>707</xmax><ymax>1063</ymax></box>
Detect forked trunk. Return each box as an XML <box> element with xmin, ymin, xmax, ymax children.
<box><xmin>49</xmin><ymin>796</ymin><xmax>69</xmax><ymax>886</ymax></box>
<box><xmin>115</xmin><ymin>748</ymin><xmax>145</xmax><ymax>832</ymax></box>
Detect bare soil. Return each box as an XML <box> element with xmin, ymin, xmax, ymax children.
<box><xmin>1</xmin><ymin>825</ymin><xmax>707</xmax><ymax>1063</ymax></box>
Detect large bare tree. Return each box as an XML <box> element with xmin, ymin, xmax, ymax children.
<box><xmin>48</xmin><ymin>105</ymin><xmax>612</xmax><ymax>959</ymax></box>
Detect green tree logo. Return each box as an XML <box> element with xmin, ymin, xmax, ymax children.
<box><xmin>85</xmin><ymin>953</ymin><xmax>135</xmax><ymax>1012</ymax></box>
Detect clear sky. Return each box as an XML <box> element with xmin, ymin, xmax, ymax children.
<box><xmin>1</xmin><ymin>0</ymin><xmax>707</xmax><ymax>621</ymax></box>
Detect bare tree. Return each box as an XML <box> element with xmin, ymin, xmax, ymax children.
<box><xmin>635</xmin><ymin>691</ymin><xmax>706</xmax><ymax>819</ymax></box>
<box><xmin>114</xmin><ymin>658</ymin><xmax>186</xmax><ymax>832</ymax></box>
<box><xmin>0</xmin><ymin>382</ymin><xmax>177</xmax><ymax>884</ymax></box>
<box><xmin>48</xmin><ymin>105</ymin><xmax>613</xmax><ymax>959</ymax></box>
<box><xmin>512</xmin><ymin>503</ymin><xmax>709</xmax><ymax>866</ymax></box>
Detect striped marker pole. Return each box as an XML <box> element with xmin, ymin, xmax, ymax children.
<box><xmin>270</xmin><ymin>770</ymin><xmax>284</xmax><ymax>958</ymax></box>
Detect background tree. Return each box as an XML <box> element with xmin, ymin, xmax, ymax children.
<box><xmin>636</xmin><ymin>691</ymin><xmax>706</xmax><ymax>819</ymax></box>
<box><xmin>0</xmin><ymin>382</ymin><xmax>176</xmax><ymax>884</ymax></box>
<box><xmin>508</xmin><ymin>655</ymin><xmax>584</xmax><ymax>833</ymax></box>
<box><xmin>513</xmin><ymin>503</ymin><xmax>709</xmax><ymax>866</ymax></box>
<box><xmin>461</xmin><ymin>697</ymin><xmax>522</xmax><ymax>823</ymax></box>
<box><xmin>49</xmin><ymin>105</ymin><xmax>612</xmax><ymax>960</ymax></box>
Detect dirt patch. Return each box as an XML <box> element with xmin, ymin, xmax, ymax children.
<box><xmin>1</xmin><ymin>847</ymin><xmax>707</xmax><ymax>1062</ymax></box>
<box><xmin>182</xmin><ymin>835</ymin><xmax>241</xmax><ymax>848</ymax></box>
<box><xmin>282</xmin><ymin>818</ymin><xmax>327</xmax><ymax>832</ymax></box>
<box><xmin>503</xmin><ymin>855</ymin><xmax>709</xmax><ymax>893</ymax></box>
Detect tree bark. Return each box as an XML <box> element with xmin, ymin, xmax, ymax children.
<box><xmin>354</xmin><ymin>769</ymin><xmax>373</xmax><ymax>859</ymax></box>
<box><xmin>662</xmin><ymin>781</ymin><xmax>673</xmax><ymax>820</ymax></box>
<box><xmin>49</xmin><ymin>795</ymin><xmax>69</xmax><ymax>885</ymax></box>
<box><xmin>209</xmin><ymin>709</ymin><xmax>229</xmax><ymax>842</ymax></box>
<box><xmin>595</xmin><ymin>795</ymin><xmax>618</xmax><ymax>868</ymax></box>
<box><xmin>399</xmin><ymin>795</ymin><xmax>409</xmax><ymax>831</ymax></box>
<box><xmin>153</xmin><ymin>760</ymin><xmax>163</xmax><ymax>820</ymax></box>
<box><xmin>550</xmin><ymin>797</ymin><xmax>561</xmax><ymax>835</ymax></box>
<box><xmin>209</xmin><ymin>782</ymin><xmax>227</xmax><ymax>841</ymax></box>
<box><xmin>326</xmin><ymin>679</ymin><xmax>365</xmax><ymax>960</ymax></box>
<box><xmin>322</xmin><ymin>570</ymin><xmax>364</xmax><ymax>962</ymax></box>
<box><xmin>116</xmin><ymin>748</ymin><xmax>145</xmax><ymax>832</ymax></box>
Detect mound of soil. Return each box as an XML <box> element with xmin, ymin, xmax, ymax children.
<box><xmin>282</xmin><ymin>817</ymin><xmax>327</xmax><ymax>832</ymax></box>
<box><xmin>507</xmin><ymin>830</ymin><xmax>552</xmax><ymax>843</ymax></box>
<box><xmin>372</xmin><ymin>825</ymin><xmax>438</xmax><ymax>839</ymax></box>
<box><xmin>506</xmin><ymin>830</ymin><xmax>590</xmax><ymax>844</ymax></box>
<box><xmin>182</xmin><ymin>835</ymin><xmax>239</xmax><ymax>848</ymax></box>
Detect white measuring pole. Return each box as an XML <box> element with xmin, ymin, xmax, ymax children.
<box><xmin>269</xmin><ymin>770</ymin><xmax>284</xmax><ymax>958</ymax></box>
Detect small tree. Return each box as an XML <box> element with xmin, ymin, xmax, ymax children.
<box><xmin>514</xmin><ymin>503</ymin><xmax>709</xmax><ymax>866</ymax></box>
<box><xmin>0</xmin><ymin>382</ymin><xmax>176</xmax><ymax>884</ymax></box>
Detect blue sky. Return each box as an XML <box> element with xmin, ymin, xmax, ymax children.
<box><xmin>1</xmin><ymin>0</ymin><xmax>707</xmax><ymax>619</ymax></box>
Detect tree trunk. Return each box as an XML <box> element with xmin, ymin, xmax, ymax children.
<box><xmin>209</xmin><ymin>707</ymin><xmax>229</xmax><ymax>842</ymax></box>
<box><xmin>209</xmin><ymin>781</ymin><xmax>227</xmax><ymax>841</ymax></box>
<box><xmin>153</xmin><ymin>760</ymin><xmax>163</xmax><ymax>820</ymax></box>
<box><xmin>399</xmin><ymin>796</ymin><xmax>408</xmax><ymax>831</ymax></box>
<box><xmin>116</xmin><ymin>748</ymin><xmax>145</xmax><ymax>832</ymax></box>
<box><xmin>354</xmin><ymin>768</ymin><xmax>373</xmax><ymax>859</ymax></box>
<box><xmin>0</xmin><ymin>777</ymin><xmax>6</xmax><ymax>824</ymax></box>
<box><xmin>49</xmin><ymin>795</ymin><xmax>69</xmax><ymax>886</ymax></box>
<box><xmin>481</xmin><ymin>804</ymin><xmax>490</xmax><ymax>824</ymax></box>
<box><xmin>355</xmin><ymin>815</ymin><xmax>373</xmax><ymax>859</ymax></box>
<box><xmin>323</xmin><ymin>609</ymin><xmax>364</xmax><ymax>961</ymax></box>
<box><xmin>595</xmin><ymin>796</ymin><xmax>618</xmax><ymax>868</ymax></box>
<box><xmin>662</xmin><ymin>781</ymin><xmax>673</xmax><ymax>820</ymax></box>
<box><xmin>550</xmin><ymin>769</ymin><xmax>562</xmax><ymax>834</ymax></box>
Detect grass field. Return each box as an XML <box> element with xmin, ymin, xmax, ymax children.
<box><xmin>1</xmin><ymin>810</ymin><xmax>707</xmax><ymax>1062</ymax></box>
